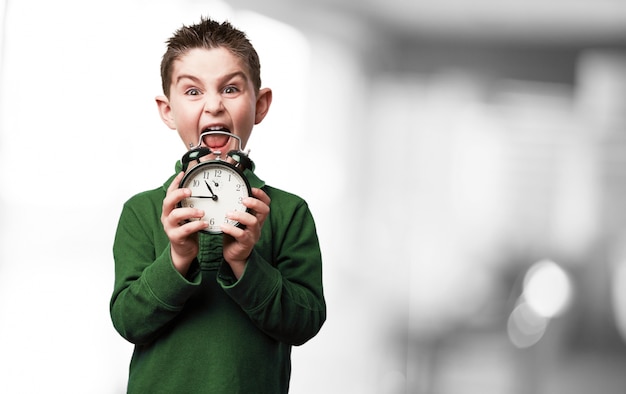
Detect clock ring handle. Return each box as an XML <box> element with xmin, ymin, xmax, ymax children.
<box><xmin>193</xmin><ymin>130</ymin><xmax>253</xmax><ymax>171</ymax></box>
<box><xmin>181</xmin><ymin>147</ymin><xmax>212</xmax><ymax>172</ymax></box>
<box><xmin>227</xmin><ymin>150</ymin><xmax>255</xmax><ymax>172</ymax></box>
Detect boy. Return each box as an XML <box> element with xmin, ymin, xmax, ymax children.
<box><xmin>110</xmin><ymin>16</ymin><xmax>326</xmax><ymax>393</ymax></box>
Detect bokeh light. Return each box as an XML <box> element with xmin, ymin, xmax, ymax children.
<box><xmin>524</xmin><ymin>259</ymin><xmax>573</xmax><ymax>318</ymax></box>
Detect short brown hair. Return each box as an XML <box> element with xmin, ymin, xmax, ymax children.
<box><xmin>160</xmin><ymin>16</ymin><xmax>262</xmax><ymax>97</ymax></box>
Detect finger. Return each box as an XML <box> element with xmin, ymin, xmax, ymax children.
<box><xmin>163</xmin><ymin>173</ymin><xmax>189</xmax><ymax>214</ymax></box>
<box><xmin>171</xmin><ymin>219</ymin><xmax>209</xmax><ymax>237</ymax></box>
<box><xmin>251</xmin><ymin>188</ymin><xmax>271</xmax><ymax>206</ymax></box>
<box><xmin>170</xmin><ymin>207</ymin><xmax>205</xmax><ymax>225</ymax></box>
<box><xmin>226</xmin><ymin>209</ymin><xmax>257</xmax><ymax>228</ymax></box>
<box><xmin>167</xmin><ymin>187</ymin><xmax>192</xmax><ymax>205</ymax></box>
<box><xmin>220</xmin><ymin>221</ymin><xmax>246</xmax><ymax>239</ymax></box>
<box><xmin>162</xmin><ymin>200</ymin><xmax>205</xmax><ymax>231</ymax></box>
<box><xmin>244</xmin><ymin>190</ymin><xmax>270</xmax><ymax>215</ymax></box>
<box><xmin>167</xmin><ymin>172</ymin><xmax>186</xmax><ymax>193</ymax></box>
<box><xmin>162</xmin><ymin>189</ymin><xmax>189</xmax><ymax>220</ymax></box>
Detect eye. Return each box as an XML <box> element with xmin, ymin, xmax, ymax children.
<box><xmin>223</xmin><ymin>85</ymin><xmax>239</xmax><ymax>94</ymax></box>
<box><xmin>185</xmin><ymin>88</ymin><xmax>202</xmax><ymax>96</ymax></box>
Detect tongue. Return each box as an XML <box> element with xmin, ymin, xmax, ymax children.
<box><xmin>203</xmin><ymin>133</ymin><xmax>231</xmax><ymax>150</ymax></box>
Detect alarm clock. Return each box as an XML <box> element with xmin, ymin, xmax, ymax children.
<box><xmin>177</xmin><ymin>131</ymin><xmax>252</xmax><ymax>234</ymax></box>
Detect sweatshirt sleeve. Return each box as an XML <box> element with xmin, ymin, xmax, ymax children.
<box><xmin>217</xmin><ymin>193</ymin><xmax>326</xmax><ymax>346</ymax></box>
<box><xmin>109</xmin><ymin>195</ymin><xmax>201</xmax><ymax>345</ymax></box>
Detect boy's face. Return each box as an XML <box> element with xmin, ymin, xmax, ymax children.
<box><xmin>156</xmin><ymin>47</ymin><xmax>271</xmax><ymax>155</ymax></box>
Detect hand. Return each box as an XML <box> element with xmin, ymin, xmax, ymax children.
<box><xmin>204</xmin><ymin>180</ymin><xmax>218</xmax><ymax>201</ymax></box>
<box><xmin>220</xmin><ymin>188</ymin><xmax>271</xmax><ymax>279</ymax></box>
<box><xmin>161</xmin><ymin>172</ymin><xmax>209</xmax><ymax>275</ymax></box>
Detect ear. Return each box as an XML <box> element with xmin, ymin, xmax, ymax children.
<box><xmin>254</xmin><ymin>88</ymin><xmax>273</xmax><ymax>125</ymax></box>
<box><xmin>155</xmin><ymin>95</ymin><xmax>177</xmax><ymax>130</ymax></box>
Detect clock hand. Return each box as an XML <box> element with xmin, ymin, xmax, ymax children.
<box><xmin>204</xmin><ymin>180</ymin><xmax>219</xmax><ymax>201</ymax></box>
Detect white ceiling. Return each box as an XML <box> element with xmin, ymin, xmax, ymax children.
<box><xmin>229</xmin><ymin>0</ymin><xmax>626</xmax><ymax>45</ymax></box>
<box><xmin>352</xmin><ymin>0</ymin><xmax>626</xmax><ymax>43</ymax></box>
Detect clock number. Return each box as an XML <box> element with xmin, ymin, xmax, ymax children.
<box><xmin>209</xmin><ymin>218</ymin><xmax>215</xmax><ymax>226</ymax></box>
<box><xmin>203</xmin><ymin>171</ymin><xmax>210</xmax><ymax>179</ymax></box>
<box><xmin>235</xmin><ymin>183</ymin><xmax>242</xmax><ymax>192</ymax></box>
<box><xmin>214</xmin><ymin>169</ymin><xmax>222</xmax><ymax>178</ymax></box>
<box><xmin>192</xmin><ymin>179</ymin><xmax>200</xmax><ymax>187</ymax></box>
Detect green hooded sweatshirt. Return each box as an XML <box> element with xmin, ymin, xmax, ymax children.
<box><xmin>110</xmin><ymin>162</ymin><xmax>326</xmax><ymax>393</ymax></box>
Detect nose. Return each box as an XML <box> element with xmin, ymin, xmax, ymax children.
<box><xmin>203</xmin><ymin>92</ymin><xmax>224</xmax><ymax>114</ymax></box>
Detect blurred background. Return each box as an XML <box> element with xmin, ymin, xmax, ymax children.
<box><xmin>2</xmin><ymin>0</ymin><xmax>626</xmax><ymax>393</ymax></box>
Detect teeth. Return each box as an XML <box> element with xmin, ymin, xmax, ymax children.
<box><xmin>204</xmin><ymin>126</ymin><xmax>229</xmax><ymax>132</ymax></box>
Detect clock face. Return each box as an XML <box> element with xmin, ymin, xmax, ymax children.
<box><xmin>178</xmin><ymin>160</ymin><xmax>251</xmax><ymax>234</ymax></box>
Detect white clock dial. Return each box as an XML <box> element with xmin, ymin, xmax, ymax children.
<box><xmin>179</xmin><ymin>160</ymin><xmax>251</xmax><ymax>234</ymax></box>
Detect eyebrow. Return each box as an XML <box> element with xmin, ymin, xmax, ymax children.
<box><xmin>175</xmin><ymin>71</ymin><xmax>249</xmax><ymax>85</ymax></box>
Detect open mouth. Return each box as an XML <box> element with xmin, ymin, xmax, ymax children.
<box><xmin>201</xmin><ymin>127</ymin><xmax>232</xmax><ymax>151</ymax></box>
